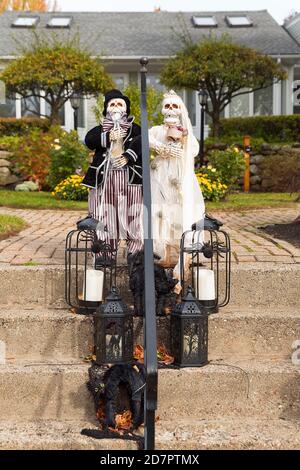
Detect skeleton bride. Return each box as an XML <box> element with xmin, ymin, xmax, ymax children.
<box><xmin>149</xmin><ymin>90</ymin><xmax>205</xmax><ymax>285</ymax></box>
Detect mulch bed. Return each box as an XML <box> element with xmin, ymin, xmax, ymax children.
<box><xmin>260</xmin><ymin>219</ymin><xmax>300</xmax><ymax>248</ymax></box>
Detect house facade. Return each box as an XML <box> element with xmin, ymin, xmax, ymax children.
<box><xmin>284</xmin><ymin>12</ymin><xmax>300</xmax><ymax>114</ymax></box>
<box><xmin>0</xmin><ymin>10</ymin><xmax>300</xmax><ymax>140</ymax></box>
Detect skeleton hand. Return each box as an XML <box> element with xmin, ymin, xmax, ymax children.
<box><xmin>155</xmin><ymin>143</ymin><xmax>183</xmax><ymax>159</ymax></box>
<box><xmin>109</xmin><ymin>128</ymin><xmax>127</xmax><ymax>141</ymax></box>
<box><xmin>111</xmin><ymin>155</ymin><xmax>129</xmax><ymax>169</ymax></box>
<box><xmin>155</xmin><ymin>144</ymin><xmax>172</xmax><ymax>158</ymax></box>
<box><xmin>169</xmin><ymin>145</ymin><xmax>183</xmax><ymax>158</ymax></box>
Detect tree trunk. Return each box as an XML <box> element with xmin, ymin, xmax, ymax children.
<box><xmin>50</xmin><ymin>105</ymin><xmax>61</xmax><ymax>126</ymax></box>
<box><xmin>211</xmin><ymin>111</ymin><xmax>221</xmax><ymax>139</ymax></box>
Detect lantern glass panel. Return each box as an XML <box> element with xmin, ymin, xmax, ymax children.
<box><xmin>105</xmin><ymin>318</ymin><xmax>123</xmax><ymax>362</ymax></box>
<box><xmin>124</xmin><ymin>316</ymin><xmax>133</xmax><ymax>358</ymax></box>
<box><xmin>182</xmin><ymin>319</ymin><xmax>200</xmax><ymax>362</ymax></box>
<box><xmin>183</xmin><ymin>317</ymin><xmax>208</xmax><ymax>365</ymax></box>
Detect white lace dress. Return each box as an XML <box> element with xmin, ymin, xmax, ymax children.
<box><xmin>149</xmin><ymin>125</ymin><xmax>204</xmax><ymax>276</ymax></box>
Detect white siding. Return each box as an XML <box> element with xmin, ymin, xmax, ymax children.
<box><xmin>86</xmin><ymin>96</ymin><xmax>98</xmax><ymax>130</ymax></box>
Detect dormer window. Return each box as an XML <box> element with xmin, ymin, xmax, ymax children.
<box><xmin>226</xmin><ymin>15</ymin><xmax>253</xmax><ymax>27</ymax></box>
<box><xmin>12</xmin><ymin>16</ymin><xmax>39</xmax><ymax>28</ymax></box>
<box><xmin>192</xmin><ymin>16</ymin><xmax>218</xmax><ymax>28</ymax></box>
<box><xmin>47</xmin><ymin>17</ymin><xmax>72</xmax><ymax>28</ymax></box>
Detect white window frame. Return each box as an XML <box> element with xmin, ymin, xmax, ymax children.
<box><xmin>110</xmin><ymin>73</ymin><xmax>129</xmax><ymax>90</ymax></box>
<box><xmin>192</xmin><ymin>16</ymin><xmax>218</xmax><ymax>28</ymax></box>
<box><xmin>226</xmin><ymin>15</ymin><xmax>253</xmax><ymax>27</ymax></box>
<box><xmin>47</xmin><ymin>17</ymin><xmax>72</xmax><ymax>28</ymax></box>
<box><xmin>12</xmin><ymin>16</ymin><xmax>39</xmax><ymax>28</ymax></box>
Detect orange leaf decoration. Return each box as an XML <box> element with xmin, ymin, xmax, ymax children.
<box><xmin>134</xmin><ymin>344</ymin><xmax>144</xmax><ymax>363</ymax></box>
<box><xmin>157</xmin><ymin>344</ymin><xmax>174</xmax><ymax>365</ymax></box>
<box><xmin>115</xmin><ymin>410</ymin><xmax>133</xmax><ymax>430</ymax></box>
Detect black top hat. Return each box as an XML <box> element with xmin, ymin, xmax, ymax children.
<box><xmin>103</xmin><ymin>89</ymin><xmax>131</xmax><ymax>116</ymax></box>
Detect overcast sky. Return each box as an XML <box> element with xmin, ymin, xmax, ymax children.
<box><xmin>57</xmin><ymin>0</ymin><xmax>298</xmax><ymax>25</ymax></box>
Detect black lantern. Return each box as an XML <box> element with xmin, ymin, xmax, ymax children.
<box><xmin>197</xmin><ymin>80</ymin><xmax>208</xmax><ymax>166</ymax></box>
<box><xmin>171</xmin><ymin>286</ymin><xmax>208</xmax><ymax>367</ymax></box>
<box><xmin>70</xmin><ymin>92</ymin><xmax>82</xmax><ymax>131</ymax></box>
<box><xmin>94</xmin><ymin>286</ymin><xmax>133</xmax><ymax>365</ymax></box>
<box><xmin>180</xmin><ymin>215</ymin><xmax>231</xmax><ymax>315</ymax></box>
<box><xmin>65</xmin><ymin>223</ymin><xmax>117</xmax><ymax>315</ymax></box>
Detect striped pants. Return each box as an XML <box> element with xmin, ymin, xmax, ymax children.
<box><xmin>89</xmin><ymin>169</ymin><xmax>143</xmax><ymax>255</ymax></box>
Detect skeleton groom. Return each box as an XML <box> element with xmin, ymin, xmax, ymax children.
<box><xmin>82</xmin><ymin>89</ymin><xmax>143</xmax><ymax>256</ymax></box>
<box><xmin>149</xmin><ymin>90</ymin><xmax>205</xmax><ymax>283</ymax></box>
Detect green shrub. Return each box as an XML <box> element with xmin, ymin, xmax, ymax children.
<box><xmin>8</xmin><ymin>126</ymin><xmax>89</xmax><ymax>190</ymax></box>
<box><xmin>46</xmin><ymin>130</ymin><xmax>89</xmax><ymax>190</ymax></box>
<box><xmin>10</xmin><ymin>127</ymin><xmax>56</xmax><ymax>188</ymax></box>
<box><xmin>52</xmin><ymin>175</ymin><xmax>89</xmax><ymax>201</ymax></box>
<box><xmin>260</xmin><ymin>151</ymin><xmax>300</xmax><ymax>192</ymax></box>
<box><xmin>0</xmin><ymin>118</ymin><xmax>50</xmax><ymax>136</ymax></box>
<box><xmin>0</xmin><ymin>135</ymin><xmax>21</xmax><ymax>150</ymax></box>
<box><xmin>207</xmin><ymin>145</ymin><xmax>245</xmax><ymax>188</ymax></box>
<box><xmin>216</xmin><ymin>115</ymin><xmax>300</xmax><ymax>143</ymax></box>
<box><xmin>205</xmin><ymin>135</ymin><xmax>265</xmax><ymax>150</ymax></box>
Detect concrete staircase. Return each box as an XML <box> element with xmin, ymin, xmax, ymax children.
<box><xmin>0</xmin><ymin>264</ymin><xmax>299</xmax><ymax>450</ymax></box>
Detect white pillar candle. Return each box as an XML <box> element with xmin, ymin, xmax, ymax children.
<box><xmin>193</xmin><ymin>269</ymin><xmax>215</xmax><ymax>301</ymax></box>
<box><xmin>83</xmin><ymin>269</ymin><xmax>104</xmax><ymax>302</ymax></box>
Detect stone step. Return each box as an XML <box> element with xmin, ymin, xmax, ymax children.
<box><xmin>0</xmin><ymin>264</ymin><xmax>299</xmax><ymax>309</ymax></box>
<box><xmin>0</xmin><ymin>417</ymin><xmax>299</xmax><ymax>450</ymax></box>
<box><xmin>140</xmin><ymin>307</ymin><xmax>300</xmax><ymax>361</ymax></box>
<box><xmin>0</xmin><ymin>360</ymin><xmax>298</xmax><ymax>421</ymax></box>
<box><xmin>155</xmin><ymin>417</ymin><xmax>300</xmax><ymax>450</ymax></box>
<box><xmin>0</xmin><ymin>307</ymin><xmax>299</xmax><ymax>361</ymax></box>
<box><xmin>0</xmin><ymin>309</ymin><xmax>94</xmax><ymax>361</ymax></box>
<box><xmin>0</xmin><ymin>420</ymin><xmax>139</xmax><ymax>450</ymax></box>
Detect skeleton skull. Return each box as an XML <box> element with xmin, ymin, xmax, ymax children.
<box><xmin>162</xmin><ymin>98</ymin><xmax>182</xmax><ymax>126</ymax></box>
<box><xmin>107</xmin><ymin>98</ymin><xmax>127</xmax><ymax>121</ymax></box>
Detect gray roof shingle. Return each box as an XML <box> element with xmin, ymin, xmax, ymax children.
<box><xmin>0</xmin><ymin>10</ymin><xmax>300</xmax><ymax>58</ymax></box>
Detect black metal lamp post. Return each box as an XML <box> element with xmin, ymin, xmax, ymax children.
<box><xmin>65</xmin><ymin>226</ymin><xmax>117</xmax><ymax>314</ymax></box>
<box><xmin>139</xmin><ymin>57</ymin><xmax>157</xmax><ymax>451</ymax></box>
<box><xmin>197</xmin><ymin>81</ymin><xmax>208</xmax><ymax>166</ymax></box>
<box><xmin>70</xmin><ymin>92</ymin><xmax>81</xmax><ymax>131</ymax></box>
<box><xmin>180</xmin><ymin>216</ymin><xmax>231</xmax><ymax>315</ymax></box>
<box><xmin>94</xmin><ymin>286</ymin><xmax>133</xmax><ymax>365</ymax></box>
<box><xmin>171</xmin><ymin>286</ymin><xmax>208</xmax><ymax>367</ymax></box>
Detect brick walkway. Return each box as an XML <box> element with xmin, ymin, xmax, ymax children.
<box><xmin>0</xmin><ymin>206</ymin><xmax>299</xmax><ymax>266</ymax></box>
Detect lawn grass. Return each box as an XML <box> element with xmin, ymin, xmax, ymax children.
<box><xmin>0</xmin><ymin>190</ymin><xmax>87</xmax><ymax>211</ymax></box>
<box><xmin>206</xmin><ymin>192</ymin><xmax>299</xmax><ymax>211</ymax></box>
<box><xmin>0</xmin><ymin>214</ymin><xmax>27</xmax><ymax>240</ymax></box>
<box><xmin>0</xmin><ymin>189</ymin><xmax>298</xmax><ymax>212</ymax></box>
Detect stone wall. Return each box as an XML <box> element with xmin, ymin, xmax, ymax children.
<box><xmin>248</xmin><ymin>143</ymin><xmax>300</xmax><ymax>192</ymax></box>
<box><xmin>0</xmin><ymin>148</ymin><xmax>19</xmax><ymax>186</ymax></box>
<box><xmin>206</xmin><ymin>142</ymin><xmax>300</xmax><ymax>192</ymax></box>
